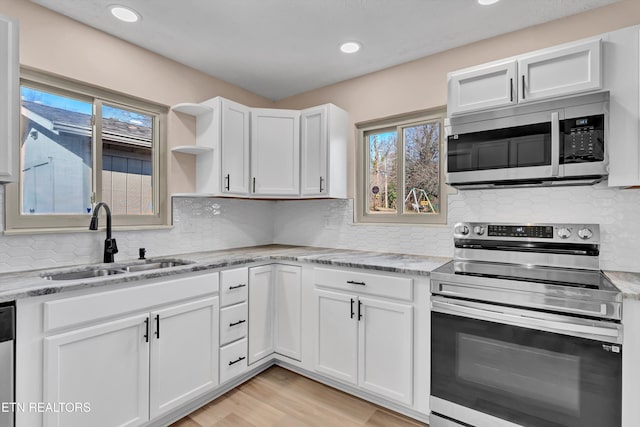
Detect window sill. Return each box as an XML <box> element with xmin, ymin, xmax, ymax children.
<box><xmin>3</xmin><ymin>224</ymin><xmax>174</xmax><ymax>236</ymax></box>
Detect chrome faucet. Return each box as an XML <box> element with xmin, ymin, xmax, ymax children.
<box><xmin>89</xmin><ymin>202</ymin><xmax>118</xmax><ymax>263</ymax></box>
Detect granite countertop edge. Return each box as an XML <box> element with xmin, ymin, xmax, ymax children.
<box><xmin>0</xmin><ymin>245</ymin><xmax>452</xmax><ymax>303</ymax></box>
<box><xmin>604</xmin><ymin>271</ymin><xmax>640</xmax><ymax>301</ymax></box>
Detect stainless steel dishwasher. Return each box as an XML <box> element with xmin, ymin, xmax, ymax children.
<box><xmin>0</xmin><ymin>303</ymin><xmax>14</xmax><ymax>427</ymax></box>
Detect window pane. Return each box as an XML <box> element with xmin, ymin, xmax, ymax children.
<box><xmin>367</xmin><ymin>130</ymin><xmax>397</xmax><ymax>214</ymax></box>
<box><xmin>404</xmin><ymin>122</ymin><xmax>440</xmax><ymax>215</ymax></box>
<box><xmin>101</xmin><ymin>104</ymin><xmax>154</xmax><ymax>215</ymax></box>
<box><xmin>20</xmin><ymin>86</ymin><xmax>93</xmax><ymax>215</ymax></box>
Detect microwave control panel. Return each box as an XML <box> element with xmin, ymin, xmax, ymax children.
<box><xmin>561</xmin><ymin>114</ymin><xmax>605</xmax><ymax>163</ymax></box>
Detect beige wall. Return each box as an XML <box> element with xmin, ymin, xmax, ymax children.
<box><xmin>4</xmin><ymin>0</ymin><xmax>640</xmax><ymax>201</ymax></box>
<box><xmin>0</xmin><ymin>0</ymin><xmax>275</xmax><ymax>198</ymax></box>
<box><xmin>275</xmin><ymin>0</ymin><xmax>640</xmax><ymax>197</ymax></box>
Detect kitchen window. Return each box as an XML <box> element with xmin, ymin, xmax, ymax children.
<box><xmin>5</xmin><ymin>69</ymin><xmax>168</xmax><ymax>232</ymax></box>
<box><xmin>356</xmin><ymin>109</ymin><xmax>447</xmax><ymax>224</ymax></box>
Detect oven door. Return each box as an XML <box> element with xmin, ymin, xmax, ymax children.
<box><xmin>447</xmin><ymin>109</ymin><xmax>562</xmax><ymax>185</ymax></box>
<box><xmin>430</xmin><ymin>297</ymin><xmax>622</xmax><ymax>427</ymax></box>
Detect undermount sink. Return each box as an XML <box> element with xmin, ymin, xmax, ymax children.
<box><xmin>41</xmin><ymin>268</ymin><xmax>125</xmax><ymax>281</ymax></box>
<box><xmin>121</xmin><ymin>261</ymin><xmax>191</xmax><ymax>273</ymax></box>
<box><xmin>41</xmin><ymin>260</ymin><xmax>193</xmax><ymax>281</ymax></box>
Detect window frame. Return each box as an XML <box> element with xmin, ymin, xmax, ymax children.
<box><xmin>5</xmin><ymin>68</ymin><xmax>168</xmax><ymax>232</ymax></box>
<box><xmin>356</xmin><ymin>108</ymin><xmax>447</xmax><ymax>225</ymax></box>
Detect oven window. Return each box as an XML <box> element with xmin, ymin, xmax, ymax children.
<box><xmin>457</xmin><ymin>333</ymin><xmax>580</xmax><ymax>415</ymax></box>
<box><xmin>448</xmin><ymin>122</ymin><xmax>551</xmax><ymax>172</ymax></box>
<box><xmin>431</xmin><ymin>312</ymin><xmax>621</xmax><ymax>427</ymax></box>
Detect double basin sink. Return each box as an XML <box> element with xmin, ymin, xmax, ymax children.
<box><xmin>41</xmin><ymin>260</ymin><xmax>193</xmax><ymax>281</ymax></box>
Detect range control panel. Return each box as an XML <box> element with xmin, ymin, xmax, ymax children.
<box><xmin>453</xmin><ymin>222</ymin><xmax>600</xmax><ymax>243</ymax></box>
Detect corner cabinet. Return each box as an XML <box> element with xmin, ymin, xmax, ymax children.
<box><xmin>171</xmin><ymin>97</ymin><xmax>348</xmax><ymax>199</ymax></box>
<box><xmin>251</xmin><ymin>109</ymin><xmax>301</xmax><ymax>196</ymax></box>
<box><xmin>300</xmin><ymin>104</ymin><xmax>349</xmax><ymax>198</ymax></box>
<box><xmin>0</xmin><ymin>14</ymin><xmax>18</xmax><ymax>183</ymax></box>
<box><xmin>447</xmin><ymin>37</ymin><xmax>602</xmax><ymax>116</ymax></box>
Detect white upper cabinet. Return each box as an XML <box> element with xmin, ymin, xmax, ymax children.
<box><xmin>220</xmin><ymin>99</ymin><xmax>251</xmax><ymax>196</ymax></box>
<box><xmin>251</xmin><ymin>108</ymin><xmax>301</xmax><ymax>196</ymax></box>
<box><xmin>0</xmin><ymin>14</ymin><xmax>18</xmax><ymax>183</ymax></box>
<box><xmin>448</xmin><ymin>37</ymin><xmax>602</xmax><ymax>116</ymax></box>
<box><xmin>172</xmin><ymin>97</ymin><xmax>348</xmax><ymax>198</ymax></box>
<box><xmin>448</xmin><ymin>60</ymin><xmax>517</xmax><ymax>115</ymax></box>
<box><xmin>604</xmin><ymin>25</ymin><xmax>640</xmax><ymax>187</ymax></box>
<box><xmin>300</xmin><ymin>104</ymin><xmax>348</xmax><ymax>198</ymax></box>
<box><xmin>518</xmin><ymin>38</ymin><xmax>602</xmax><ymax>103</ymax></box>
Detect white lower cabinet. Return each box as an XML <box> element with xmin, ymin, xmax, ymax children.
<box><xmin>314</xmin><ymin>286</ymin><xmax>414</xmax><ymax>405</ymax></box>
<box><xmin>219</xmin><ymin>338</ymin><xmax>248</xmax><ymax>384</ymax></box>
<box><xmin>43</xmin><ymin>296</ymin><xmax>219</xmax><ymax>427</ymax></box>
<box><xmin>43</xmin><ymin>314</ymin><xmax>150</xmax><ymax>427</ymax></box>
<box><xmin>149</xmin><ymin>298</ymin><xmax>219</xmax><ymax>419</ymax></box>
<box><xmin>248</xmin><ymin>265</ymin><xmax>275</xmax><ymax>364</ymax></box>
<box><xmin>273</xmin><ymin>264</ymin><xmax>302</xmax><ymax>360</ymax></box>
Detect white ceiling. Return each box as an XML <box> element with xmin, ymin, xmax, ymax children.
<box><xmin>31</xmin><ymin>0</ymin><xmax>620</xmax><ymax>101</ymax></box>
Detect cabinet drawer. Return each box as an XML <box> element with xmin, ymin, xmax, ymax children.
<box><xmin>220</xmin><ymin>302</ymin><xmax>248</xmax><ymax>346</ymax></box>
<box><xmin>220</xmin><ymin>338</ymin><xmax>248</xmax><ymax>384</ymax></box>
<box><xmin>313</xmin><ymin>267</ymin><xmax>412</xmax><ymax>301</ymax></box>
<box><xmin>220</xmin><ymin>267</ymin><xmax>249</xmax><ymax>307</ymax></box>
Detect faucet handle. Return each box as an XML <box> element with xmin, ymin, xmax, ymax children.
<box><xmin>105</xmin><ymin>238</ymin><xmax>118</xmax><ymax>255</ymax></box>
<box><xmin>139</xmin><ymin>248</ymin><xmax>146</xmax><ymax>260</ymax></box>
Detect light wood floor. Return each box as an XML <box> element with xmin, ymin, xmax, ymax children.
<box><xmin>171</xmin><ymin>366</ymin><xmax>428</xmax><ymax>427</ymax></box>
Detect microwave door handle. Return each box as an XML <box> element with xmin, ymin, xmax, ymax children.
<box><xmin>551</xmin><ymin>112</ymin><xmax>560</xmax><ymax>177</ymax></box>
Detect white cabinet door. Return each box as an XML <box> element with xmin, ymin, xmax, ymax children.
<box><xmin>314</xmin><ymin>289</ymin><xmax>358</xmax><ymax>385</ymax></box>
<box><xmin>447</xmin><ymin>60</ymin><xmax>517</xmax><ymax>115</ymax></box>
<box><xmin>518</xmin><ymin>38</ymin><xmax>602</xmax><ymax>103</ymax></box>
<box><xmin>43</xmin><ymin>314</ymin><xmax>150</xmax><ymax>427</ymax></box>
<box><xmin>248</xmin><ymin>265</ymin><xmax>274</xmax><ymax>364</ymax></box>
<box><xmin>251</xmin><ymin>108</ymin><xmax>300</xmax><ymax>196</ymax></box>
<box><xmin>358</xmin><ymin>297</ymin><xmax>413</xmax><ymax>405</ymax></box>
<box><xmin>604</xmin><ymin>26</ymin><xmax>640</xmax><ymax>187</ymax></box>
<box><xmin>0</xmin><ymin>14</ymin><xmax>18</xmax><ymax>183</ymax></box>
<box><xmin>149</xmin><ymin>297</ymin><xmax>219</xmax><ymax>419</ymax></box>
<box><xmin>274</xmin><ymin>265</ymin><xmax>302</xmax><ymax>361</ymax></box>
<box><xmin>300</xmin><ymin>106</ymin><xmax>328</xmax><ymax>196</ymax></box>
<box><xmin>220</xmin><ymin>98</ymin><xmax>251</xmax><ymax>195</ymax></box>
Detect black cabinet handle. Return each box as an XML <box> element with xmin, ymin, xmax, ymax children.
<box><xmin>319</xmin><ymin>176</ymin><xmax>324</xmax><ymax>192</ymax></box>
<box><xmin>253</xmin><ymin>177</ymin><xmax>256</xmax><ymax>193</ymax></box>
<box><xmin>522</xmin><ymin>75</ymin><xmax>526</xmax><ymax>99</ymax></box>
<box><xmin>225</xmin><ymin>174</ymin><xmax>230</xmax><ymax>191</ymax></box>
<box><xmin>347</xmin><ymin>280</ymin><xmax>366</xmax><ymax>286</ymax></box>
<box><xmin>510</xmin><ymin>78</ymin><xmax>513</xmax><ymax>102</ymax></box>
<box><xmin>229</xmin><ymin>356</ymin><xmax>246</xmax><ymax>366</ymax></box>
<box><xmin>358</xmin><ymin>300</ymin><xmax>363</xmax><ymax>321</ymax></box>
<box><xmin>229</xmin><ymin>283</ymin><xmax>246</xmax><ymax>290</ymax></box>
<box><xmin>144</xmin><ymin>318</ymin><xmax>149</xmax><ymax>343</ymax></box>
<box><xmin>350</xmin><ymin>298</ymin><xmax>355</xmax><ymax>319</ymax></box>
<box><xmin>229</xmin><ymin>319</ymin><xmax>246</xmax><ymax>327</ymax></box>
<box><xmin>155</xmin><ymin>314</ymin><xmax>160</xmax><ymax>339</ymax></box>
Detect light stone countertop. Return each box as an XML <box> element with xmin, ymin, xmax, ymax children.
<box><xmin>0</xmin><ymin>245</ymin><xmax>451</xmax><ymax>303</ymax></box>
<box><xmin>604</xmin><ymin>271</ymin><xmax>640</xmax><ymax>301</ymax></box>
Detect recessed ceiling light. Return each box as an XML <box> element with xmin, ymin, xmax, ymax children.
<box><xmin>478</xmin><ymin>0</ymin><xmax>499</xmax><ymax>5</ymax></box>
<box><xmin>110</xmin><ymin>5</ymin><xmax>140</xmax><ymax>23</ymax></box>
<box><xmin>340</xmin><ymin>42</ymin><xmax>361</xmax><ymax>54</ymax></box>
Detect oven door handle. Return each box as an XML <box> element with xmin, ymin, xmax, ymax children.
<box><xmin>432</xmin><ymin>299</ymin><xmax>622</xmax><ymax>343</ymax></box>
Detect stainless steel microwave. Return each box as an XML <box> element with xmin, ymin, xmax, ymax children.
<box><xmin>446</xmin><ymin>92</ymin><xmax>609</xmax><ymax>189</ymax></box>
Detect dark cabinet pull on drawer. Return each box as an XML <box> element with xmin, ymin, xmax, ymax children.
<box><xmin>228</xmin><ymin>356</ymin><xmax>246</xmax><ymax>366</ymax></box>
<box><xmin>144</xmin><ymin>318</ymin><xmax>149</xmax><ymax>343</ymax></box>
<box><xmin>347</xmin><ymin>280</ymin><xmax>366</xmax><ymax>286</ymax></box>
<box><xmin>229</xmin><ymin>319</ymin><xmax>246</xmax><ymax>327</ymax></box>
<box><xmin>228</xmin><ymin>284</ymin><xmax>247</xmax><ymax>290</ymax></box>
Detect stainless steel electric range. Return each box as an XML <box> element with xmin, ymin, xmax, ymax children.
<box><xmin>429</xmin><ymin>222</ymin><xmax>622</xmax><ymax>427</ymax></box>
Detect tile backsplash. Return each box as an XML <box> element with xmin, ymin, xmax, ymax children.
<box><xmin>2</xmin><ymin>183</ymin><xmax>640</xmax><ymax>273</ymax></box>
<box><xmin>272</xmin><ymin>184</ymin><xmax>640</xmax><ymax>273</ymax></box>
<box><xmin>0</xmin><ymin>188</ymin><xmax>274</xmax><ymax>273</ymax></box>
